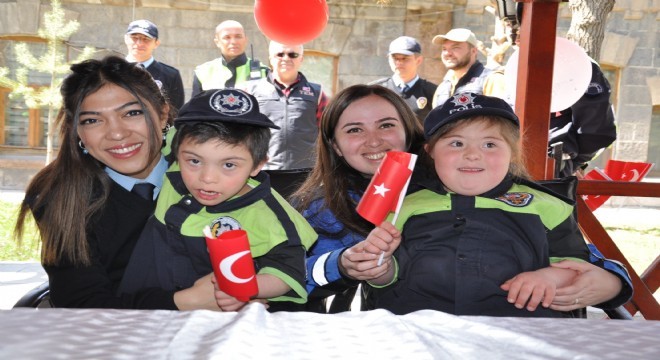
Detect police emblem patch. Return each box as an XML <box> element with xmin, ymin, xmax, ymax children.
<box><xmin>209</xmin><ymin>89</ymin><xmax>253</xmax><ymax>117</ymax></box>
<box><xmin>210</xmin><ymin>216</ymin><xmax>242</xmax><ymax>237</ymax></box>
<box><xmin>451</xmin><ymin>93</ymin><xmax>476</xmax><ymax>107</ymax></box>
<box><xmin>495</xmin><ymin>192</ymin><xmax>533</xmax><ymax>207</ymax></box>
<box><xmin>417</xmin><ymin>97</ymin><xmax>428</xmax><ymax>109</ymax></box>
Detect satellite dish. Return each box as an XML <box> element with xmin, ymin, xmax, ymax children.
<box><xmin>505</xmin><ymin>37</ymin><xmax>592</xmax><ymax>112</ymax></box>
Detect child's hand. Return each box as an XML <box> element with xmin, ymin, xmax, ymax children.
<box><xmin>501</xmin><ymin>268</ymin><xmax>558</xmax><ymax>311</ymax></box>
<box><xmin>214</xmin><ymin>288</ymin><xmax>248</xmax><ymax>311</ymax></box>
<box><xmin>211</xmin><ymin>274</ymin><xmax>248</xmax><ymax>311</ymax></box>
<box><xmin>362</xmin><ymin>222</ymin><xmax>401</xmax><ymax>257</ymax></box>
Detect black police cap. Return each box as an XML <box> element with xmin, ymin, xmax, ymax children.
<box><xmin>175</xmin><ymin>89</ymin><xmax>280</xmax><ymax>130</ymax></box>
<box><xmin>424</xmin><ymin>93</ymin><xmax>519</xmax><ymax>139</ymax></box>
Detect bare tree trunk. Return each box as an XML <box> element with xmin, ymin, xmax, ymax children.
<box><xmin>566</xmin><ymin>0</ymin><xmax>615</xmax><ymax>61</ymax></box>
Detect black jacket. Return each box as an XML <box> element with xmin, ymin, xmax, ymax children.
<box><xmin>146</xmin><ymin>60</ymin><xmax>185</xmax><ymax>110</ymax></box>
<box><xmin>42</xmin><ymin>181</ymin><xmax>178</xmax><ymax>309</ymax></box>
<box><xmin>370</xmin><ymin>77</ymin><xmax>437</xmax><ymax>124</ymax></box>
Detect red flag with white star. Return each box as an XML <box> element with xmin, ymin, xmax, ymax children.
<box><xmin>356</xmin><ymin>151</ymin><xmax>417</xmax><ymax>225</ymax></box>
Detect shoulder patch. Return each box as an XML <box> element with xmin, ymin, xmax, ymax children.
<box><xmin>495</xmin><ymin>192</ymin><xmax>533</xmax><ymax>207</ymax></box>
<box><xmin>585</xmin><ymin>82</ymin><xmax>604</xmax><ymax>96</ymax></box>
<box><xmin>210</xmin><ymin>216</ymin><xmax>242</xmax><ymax>237</ymax></box>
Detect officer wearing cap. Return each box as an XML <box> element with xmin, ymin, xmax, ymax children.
<box><xmin>431</xmin><ymin>28</ymin><xmax>507</xmax><ymax>109</ymax></box>
<box><xmin>370</xmin><ymin>36</ymin><xmax>437</xmax><ymax>123</ymax></box>
<box><xmin>124</xmin><ymin>20</ymin><xmax>185</xmax><ymax>110</ymax></box>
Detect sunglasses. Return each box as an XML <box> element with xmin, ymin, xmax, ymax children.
<box><xmin>275</xmin><ymin>52</ymin><xmax>300</xmax><ymax>59</ymax></box>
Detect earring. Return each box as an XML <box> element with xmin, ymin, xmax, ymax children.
<box><xmin>78</xmin><ymin>140</ymin><xmax>88</xmax><ymax>155</ymax></box>
<box><xmin>162</xmin><ymin>123</ymin><xmax>171</xmax><ymax>141</ymax></box>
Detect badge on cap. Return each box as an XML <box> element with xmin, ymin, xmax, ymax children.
<box><xmin>210</xmin><ymin>89</ymin><xmax>253</xmax><ymax>117</ymax></box>
<box><xmin>450</xmin><ymin>93</ymin><xmax>477</xmax><ymax>109</ymax></box>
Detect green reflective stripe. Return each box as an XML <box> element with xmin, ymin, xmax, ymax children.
<box><xmin>391</xmin><ymin>189</ymin><xmax>451</xmax><ymax>230</ymax></box>
<box><xmin>194</xmin><ymin>59</ymin><xmax>259</xmax><ymax>90</ymax></box>
<box><xmin>156</xmin><ymin>174</ymin><xmax>316</xmax><ymax>258</ymax></box>
<box><xmin>475</xmin><ymin>184</ymin><xmax>573</xmax><ymax>230</ymax></box>
<box><xmin>259</xmin><ymin>267</ymin><xmax>307</xmax><ymax>303</ymax></box>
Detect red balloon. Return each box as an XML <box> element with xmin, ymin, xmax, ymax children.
<box><xmin>254</xmin><ymin>0</ymin><xmax>329</xmax><ymax>44</ymax></box>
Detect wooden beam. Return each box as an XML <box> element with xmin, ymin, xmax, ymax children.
<box><xmin>515</xmin><ymin>0</ymin><xmax>562</xmax><ymax>180</ymax></box>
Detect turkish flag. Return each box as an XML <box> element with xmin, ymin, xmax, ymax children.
<box><xmin>605</xmin><ymin>160</ymin><xmax>654</xmax><ymax>182</ymax></box>
<box><xmin>357</xmin><ymin>151</ymin><xmax>417</xmax><ymax>225</ymax></box>
<box><xmin>582</xmin><ymin>167</ymin><xmax>613</xmax><ymax>211</ymax></box>
<box><xmin>582</xmin><ymin>160</ymin><xmax>654</xmax><ymax>211</ymax></box>
<box><xmin>204</xmin><ymin>227</ymin><xmax>258</xmax><ymax>302</ymax></box>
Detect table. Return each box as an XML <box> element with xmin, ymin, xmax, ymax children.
<box><xmin>1</xmin><ymin>304</ymin><xmax>658</xmax><ymax>359</ymax></box>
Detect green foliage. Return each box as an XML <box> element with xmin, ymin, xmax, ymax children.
<box><xmin>0</xmin><ymin>0</ymin><xmax>95</xmax><ymax>109</ymax></box>
<box><xmin>0</xmin><ymin>200</ymin><xmax>40</xmax><ymax>262</ymax></box>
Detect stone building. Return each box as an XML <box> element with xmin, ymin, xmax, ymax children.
<box><xmin>0</xmin><ymin>0</ymin><xmax>658</xmax><ymax>190</ymax></box>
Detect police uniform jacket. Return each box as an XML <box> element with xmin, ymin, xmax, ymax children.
<box><xmin>550</xmin><ymin>61</ymin><xmax>616</xmax><ymax>176</ymax></box>
<box><xmin>118</xmin><ymin>169</ymin><xmax>317</xmax><ymax>305</ymax></box>
<box><xmin>145</xmin><ymin>60</ymin><xmax>185</xmax><ymax>110</ymax></box>
<box><xmin>40</xmin><ymin>181</ymin><xmax>178</xmax><ymax>309</ymax></box>
<box><xmin>192</xmin><ymin>53</ymin><xmax>266</xmax><ymax>96</ymax></box>
<box><xmin>242</xmin><ymin>73</ymin><xmax>323</xmax><ymax>171</ymax></box>
<box><xmin>369</xmin><ymin>174</ymin><xmax>591</xmax><ymax>317</ymax></box>
<box><xmin>432</xmin><ymin>61</ymin><xmax>497</xmax><ymax>108</ymax></box>
<box><xmin>369</xmin><ymin>77</ymin><xmax>437</xmax><ymax>123</ymax></box>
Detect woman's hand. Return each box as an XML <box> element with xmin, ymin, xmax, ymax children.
<box><xmin>173</xmin><ymin>273</ymin><xmax>221</xmax><ymax>311</ymax></box>
<box><xmin>548</xmin><ymin>260</ymin><xmax>622</xmax><ymax>311</ymax></box>
<box><xmin>339</xmin><ymin>222</ymin><xmax>400</xmax><ymax>282</ymax></box>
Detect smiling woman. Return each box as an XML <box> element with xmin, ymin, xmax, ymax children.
<box><xmin>12</xmin><ymin>56</ymin><xmax>219</xmax><ymax>311</ymax></box>
<box><xmin>287</xmin><ymin>84</ymin><xmax>424</xmax><ymax>312</ymax></box>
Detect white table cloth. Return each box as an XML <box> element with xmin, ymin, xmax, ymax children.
<box><xmin>1</xmin><ymin>304</ymin><xmax>658</xmax><ymax>359</ymax></box>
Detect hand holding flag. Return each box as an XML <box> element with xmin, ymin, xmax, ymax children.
<box><xmin>204</xmin><ymin>226</ymin><xmax>258</xmax><ymax>302</ymax></box>
<box><xmin>356</xmin><ymin>151</ymin><xmax>417</xmax><ymax>265</ymax></box>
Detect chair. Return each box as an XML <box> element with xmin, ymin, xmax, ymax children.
<box><xmin>12</xmin><ymin>281</ymin><xmax>53</xmax><ymax>308</ymax></box>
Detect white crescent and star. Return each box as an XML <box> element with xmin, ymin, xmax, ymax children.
<box><xmin>373</xmin><ymin>183</ymin><xmax>390</xmax><ymax>197</ymax></box>
<box><xmin>219</xmin><ymin>250</ymin><xmax>254</xmax><ymax>284</ymax></box>
<box><xmin>623</xmin><ymin>169</ymin><xmax>640</xmax><ymax>182</ymax></box>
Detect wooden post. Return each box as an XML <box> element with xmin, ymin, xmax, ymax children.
<box><xmin>515</xmin><ymin>0</ymin><xmax>561</xmax><ymax>180</ymax></box>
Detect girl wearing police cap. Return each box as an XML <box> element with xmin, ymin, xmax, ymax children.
<box><xmin>363</xmin><ymin>93</ymin><xmax>629</xmax><ymax>317</ymax></box>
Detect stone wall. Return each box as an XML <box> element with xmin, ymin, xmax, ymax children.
<box><xmin>0</xmin><ymin>0</ymin><xmax>658</xmax><ymax>190</ymax></box>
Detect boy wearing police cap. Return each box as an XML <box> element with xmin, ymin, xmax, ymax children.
<box><xmin>125</xmin><ymin>19</ymin><xmax>185</xmax><ymax>110</ymax></box>
<box><xmin>363</xmin><ymin>93</ymin><xmax>597</xmax><ymax>317</ymax></box>
<box><xmin>119</xmin><ymin>89</ymin><xmax>317</xmax><ymax>311</ymax></box>
<box><xmin>370</xmin><ymin>36</ymin><xmax>437</xmax><ymax>123</ymax></box>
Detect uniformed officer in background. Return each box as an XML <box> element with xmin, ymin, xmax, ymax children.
<box><xmin>370</xmin><ymin>36</ymin><xmax>437</xmax><ymax>123</ymax></box>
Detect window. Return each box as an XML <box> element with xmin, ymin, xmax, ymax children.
<box><xmin>0</xmin><ymin>37</ymin><xmax>58</xmax><ymax>149</ymax></box>
<box><xmin>299</xmin><ymin>50</ymin><xmax>338</xmax><ymax>96</ymax></box>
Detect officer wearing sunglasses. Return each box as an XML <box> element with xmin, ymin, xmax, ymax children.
<box><xmin>241</xmin><ymin>41</ymin><xmax>329</xmax><ymax>204</ymax></box>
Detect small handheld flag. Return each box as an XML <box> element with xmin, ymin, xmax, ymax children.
<box><xmin>204</xmin><ymin>226</ymin><xmax>258</xmax><ymax>302</ymax></box>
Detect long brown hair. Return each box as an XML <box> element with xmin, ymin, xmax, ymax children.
<box><xmin>291</xmin><ymin>84</ymin><xmax>424</xmax><ymax>236</ymax></box>
<box><xmin>14</xmin><ymin>56</ymin><xmax>174</xmax><ymax>266</ymax></box>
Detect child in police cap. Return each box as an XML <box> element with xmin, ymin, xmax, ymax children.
<box><xmin>361</xmin><ymin>93</ymin><xmax>594</xmax><ymax>317</ymax></box>
<box><xmin>119</xmin><ymin>89</ymin><xmax>317</xmax><ymax>311</ymax></box>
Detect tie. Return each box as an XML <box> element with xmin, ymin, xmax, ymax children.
<box><xmin>400</xmin><ymin>84</ymin><xmax>409</xmax><ymax>94</ymax></box>
<box><xmin>132</xmin><ymin>182</ymin><xmax>155</xmax><ymax>201</ymax></box>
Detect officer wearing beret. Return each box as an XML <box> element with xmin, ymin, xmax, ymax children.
<box><xmin>124</xmin><ymin>19</ymin><xmax>185</xmax><ymax>110</ymax></box>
